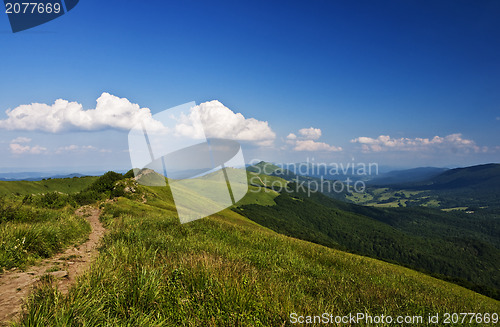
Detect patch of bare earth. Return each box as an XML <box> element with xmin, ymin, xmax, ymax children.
<box><xmin>0</xmin><ymin>206</ymin><xmax>104</xmax><ymax>326</ymax></box>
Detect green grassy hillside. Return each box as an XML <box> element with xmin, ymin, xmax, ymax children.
<box><xmin>236</xmin><ymin>171</ymin><xmax>287</xmax><ymax>206</ymax></box>
<box><xmin>11</xmin><ymin>177</ymin><xmax>499</xmax><ymax>326</ymax></box>
<box><xmin>0</xmin><ymin>176</ymin><xmax>98</xmax><ymax>197</ymax></box>
<box><xmin>246</xmin><ymin>161</ymin><xmax>282</xmax><ymax>175</ymax></box>
<box><xmin>0</xmin><ymin>173</ymin><xmax>131</xmax><ymax>271</ymax></box>
<box><xmin>0</xmin><ymin>197</ymin><xmax>91</xmax><ymax>271</ymax></box>
<box><xmin>248</xmin><ymin>162</ymin><xmax>351</xmax><ymax>201</ymax></box>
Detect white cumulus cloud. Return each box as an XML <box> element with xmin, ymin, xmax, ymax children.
<box><xmin>175</xmin><ymin>100</ymin><xmax>276</xmax><ymax>146</ymax></box>
<box><xmin>0</xmin><ymin>93</ymin><xmax>166</xmax><ymax>133</ymax></box>
<box><xmin>9</xmin><ymin>143</ymin><xmax>47</xmax><ymax>155</ymax></box>
<box><xmin>294</xmin><ymin>140</ymin><xmax>342</xmax><ymax>152</ymax></box>
<box><xmin>9</xmin><ymin>137</ymin><xmax>47</xmax><ymax>154</ymax></box>
<box><xmin>55</xmin><ymin>145</ymin><xmax>104</xmax><ymax>154</ymax></box>
<box><xmin>11</xmin><ymin>137</ymin><xmax>31</xmax><ymax>143</ymax></box>
<box><xmin>8</xmin><ymin>138</ymin><xmax>111</xmax><ymax>155</ymax></box>
<box><xmin>2</xmin><ymin>95</ymin><xmax>276</xmax><ymax>147</ymax></box>
<box><xmin>298</xmin><ymin>127</ymin><xmax>322</xmax><ymax>140</ymax></box>
<box><xmin>351</xmin><ymin>133</ymin><xmax>486</xmax><ymax>153</ymax></box>
<box><xmin>285</xmin><ymin>127</ymin><xmax>341</xmax><ymax>152</ymax></box>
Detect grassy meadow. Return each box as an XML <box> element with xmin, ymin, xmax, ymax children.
<box><xmin>10</xmin><ymin>178</ymin><xmax>499</xmax><ymax>326</ymax></box>
<box><xmin>0</xmin><ymin>173</ymin><xmax>123</xmax><ymax>271</ymax></box>
<box><xmin>0</xmin><ymin>197</ymin><xmax>90</xmax><ymax>271</ymax></box>
<box><xmin>0</xmin><ymin>177</ymin><xmax>98</xmax><ymax>197</ymax></box>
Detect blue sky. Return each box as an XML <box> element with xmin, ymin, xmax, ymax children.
<box><xmin>0</xmin><ymin>0</ymin><xmax>499</xmax><ymax>173</ymax></box>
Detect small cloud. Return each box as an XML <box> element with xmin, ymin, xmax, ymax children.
<box><xmin>55</xmin><ymin>145</ymin><xmax>102</xmax><ymax>154</ymax></box>
<box><xmin>286</xmin><ymin>127</ymin><xmax>341</xmax><ymax>152</ymax></box>
<box><xmin>496</xmin><ymin>117</ymin><xmax>500</xmax><ymax>121</ymax></box>
<box><xmin>8</xmin><ymin>139</ymin><xmax>112</xmax><ymax>155</ymax></box>
<box><xmin>294</xmin><ymin>139</ymin><xmax>342</xmax><ymax>152</ymax></box>
<box><xmin>9</xmin><ymin>143</ymin><xmax>47</xmax><ymax>155</ymax></box>
<box><xmin>9</xmin><ymin>137</ymin><xmax>47</xmax><ymax>154</ymax></box>
<box><xmin>11</xmin><ymin>136</ymin><xmax>31</xmax><ymax>143</ymax></box>
<box><xmin>298</xmin><ymin>127</ymin><xmax>321</xmax><ymax>140</ymax></box>
<box><xmin>60</xmin><ymin>145</ymin><xmax>80</xmax><ymax>151</ymax></box>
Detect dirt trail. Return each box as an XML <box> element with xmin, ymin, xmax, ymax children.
<box><xmin>0</xmin><ymin>206</ymin><xmax>104</xmax><ymax>325</ymax></box>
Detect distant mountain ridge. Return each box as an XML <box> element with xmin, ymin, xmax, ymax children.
<box><xmin>367</xmin><ymin>167</ymin><xmax>449</xmax><ymax>186</ymax></box>
<box><xmin>365</xmin><ymin>163</ymin><xmax>500</xmax><ymax>191</ymax></box>
<box><xmin>0</xmin><ymin>172</ymin><xmax>88</xmax><ymax>181</ymax></box>
<box><xmin>248</xmin><ymin>161</ymin><xmax>500</xmax><ymax>208</ymax></box>
<box><xmin>414</xmin><ymin>163</ymin><xmax>500</xmax><ymax>190</ymax></box>
<box><xmin>249</xmin><ymin>161</ymin><xmax>500</xmax><ymax>192</ymax></box>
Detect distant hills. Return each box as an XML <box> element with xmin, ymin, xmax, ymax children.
<box><xmin>402</xmin><ymin>163</ymin><xmax>500</xmax><ymax>208</ymax></box>
<box><xmin>0</xmin><ymin>172</ymin><xmax>88</xmax><ymax>181</ymax></box>
<box><xmin>367</xmin><ymin>167</ymin><xmax>449</xmax><ymax>186</ymax></box>
<box><xmin>246</xmin><ymin>161</ymin><xmax>282</xmax><ymax>175</ymax></box>
<box><xmin>366</xmin><ymin>163</ymin><xmax>500</xmax><ymax>191</ymax></box>
<box><xmin>249</xmin><ymin>161</ymin><xmax>500</xmax><ymax>189</ymax></box>
<box><xmin>0</xmin><ymin>170</ymin><xmax>133</xmax><ymax>181</ymax></box>
<box><xmin>248</xmin><ymin>161</ymin><xmax>500</xmax><ymax>208</ymax></box>
<box><xmin>412</xmin><ymin>163</ymin><xmax>500</xmax><ymax>191</ymax></box>
<box><xmin>365</xmin><ymin>163</ymin><xmax>500</xmax><ymax>192</ymax></box>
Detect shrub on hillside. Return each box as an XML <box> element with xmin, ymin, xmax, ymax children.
<box><xmin>71</xmin><ymin>190</ymin><xmax>101</xmax><ymax>206</ymax></box>
<box><xmin>123</xmin><ymin>169</ymin><xmax>137</xmax><ymax>179</ymax></box>
<box><xmin>0</xmin><ymin>197</ymin><xmax>22</xmax><ymax>223</ymax></box>
<box><xmin>37</xmin><ymin>192</ymin><xmax>69</xmax><ymax>209</ymax></box>
<box><xmin>69</xmin><ymin>171</ymin><xmax>127</xmax><ymax>205</ymax></box>
<box><xmin>87</xmin><ymin>171</ymin><xmax>124</xmax><ymax>194</ymax></box>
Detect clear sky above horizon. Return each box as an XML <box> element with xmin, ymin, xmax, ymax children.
<box><xmin>0</xmin><ymin>0</ymin><xmax>499</xmax><ymax>172</ymax></box>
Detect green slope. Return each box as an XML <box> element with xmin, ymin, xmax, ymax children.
<box><xmin>247</xmin><ymin>161</ymin><xmax>351</xmax><ymax>201</ymax></box>
<box><xmin>11</xmin><ymin>179</ymin><xmax>499</xmax><ymax>326</ymax></box>
<box><xmin>246</xmin><ymin>161</ymin><xmax>282</xmax><ymax>175</ymax></box>
<box><xmin>0</xmin><ymin>176</ymin><xmax>99</xmax><ymax>196</ymax></box>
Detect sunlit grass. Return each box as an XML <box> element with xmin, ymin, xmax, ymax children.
<box><xmin>0</xmin><ymin>199</ymin><xmax>90</xmax><ymax>271</ymax></box>
<box><xmin>0</xmin><ymin>177</ymin><xmax>98</xmax><ymax>197</ymax></box>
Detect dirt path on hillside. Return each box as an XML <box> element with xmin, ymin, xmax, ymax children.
<box><xmin>0</xmin><ymin>206</ymin><xmax>104</xmax><ymax>326</ymax></box>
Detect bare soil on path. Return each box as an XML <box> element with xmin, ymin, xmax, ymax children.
<box><xmin>0</xmin><ymin>206</ymin><xmax>104</xmax><ymax>326</ymax></box>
